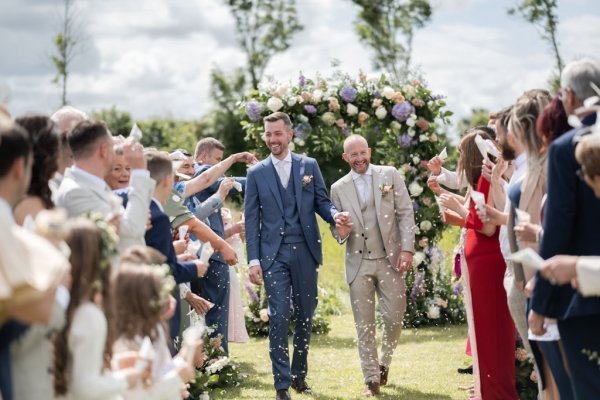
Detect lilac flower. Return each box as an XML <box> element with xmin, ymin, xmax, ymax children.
<box><xmin>304</xmin><ymin>104</ymin><xmax>317</xmax><ymax>115</ymax></box>
<box><xmin>372</xmin><ymin>90</ymin><xmax>381</xmax><ymax>98</ymax></box>
<box><xmin>339</xmin><ymin>85</ymin><xmax>357</xmax><ymax>103</ymax></box>
<box><xmin>245</xmin><ymin>282</ymin><xmax>259</xmax><ymax>303</ymax></box>
<box><xmin>453</xmin><ymin>282</ymin><xmax>463</xmax><ymax>296</ymax></box>
<box><xmin>294</xmin><ymin>122</ymin><xmax>312</xmax><ymax>139</ymax></box>
<box><xmin>412</xmin><ymin>201</ymin><xmax>420</xmax><ymax>211</ymax></box>
<box><xmin>245</xmin><ymin>100</ymin><xmax>262</xmax><ymax>121</ymax></box>
<box><xmin>396</xmin><ymin>134</ymin><xmax>412</xmax><ymax>148</ymax></box>
<box><xmin>391</xmin><ymin>101</ymin><xmax>415</xmax><ymax>122</ymax></box>
<box><xmin>431</xmin><ymin>94</ymin><xmax>445</xmax><ymax>101</ymax></box>
<box><xmin>341</xmin><ymin>127</ymin><xmax>350</xmax><ymax>137</ymax></box>
<box><xmin>410</xmin><ymin>272</ymin><xmax>424</xmax><ymax>302</ymax></box>
<box><xmin>298</xmin><ymin>73</ymin><xmax>306</xmax><ymax>87</ymax></box>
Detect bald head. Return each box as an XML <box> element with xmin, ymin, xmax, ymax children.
<box><xmin>50</xmin><ymin>106</ymin><xmax>88</xmax><ymax>134</ymax></box>
<box><xmin>343</xmin><ymin>134</ymin><xmax>368</xmax><ymax>153</ymax></box>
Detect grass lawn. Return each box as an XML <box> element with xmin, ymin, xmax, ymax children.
<box><xmin>215</xmin><ymin>216</ymin><xmax>470</xmax><ymax>399</ymax></box>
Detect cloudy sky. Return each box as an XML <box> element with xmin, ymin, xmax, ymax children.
<box><xmin>1</xmin><ymin>0</ymin><xmax>599</xmax><ymax>134</ymax></box>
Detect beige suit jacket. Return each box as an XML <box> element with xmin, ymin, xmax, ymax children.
<box><xmin>330</xmin><ymin>165</ymin><xmax>415</xmax><ymax>284</ymax></box>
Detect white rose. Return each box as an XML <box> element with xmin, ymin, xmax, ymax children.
<box><xmin>403</xmin><ymin>84</ymin><xmax>416</xmax><ymax>97</ymax></box>
<box><xmin>427</xmin><ymin>304</ymin><xmax>441</xmax><ymax>319</ymax></box>
<box><xmin>412</xmin><ymin>251</ymin><xmax>426</xmax><ymax>267</ymax></box>
<box><xmin>412</xmin><ymin>155</ymin><xmax>420</xmax><ymax>164</ymax></box>
<box><xmin>321</xmin><ymin>112</ymin><xmax>336</xmax><ymax>126</ymax></box>
<box><xmin>419</xmin><ymin>134</ymin><xmax>428</xmax><ymax>142</ymax></box>
<box><xmin>408</xmin><ymin>128</ymin><xmax>416</xmax><ymax>137</ymax></box>
<box><xmin>287</xmin><ymin>97</ymin><xmax>297</xmax><ymax>107</ymax></box>
<box><xmin>288</xmin><ymin>142</ymin><xmax>295</xmax><ymax>151</ymax></box>
<box><xmin>375</xmin><ymin>106</ymin><xmax>387</xmax><ymax>120</ymax></box>
<box><xmin>267</xmin><ymin>97</ymin><xmax>284</xmax><ymax>112</ymax></box>
<box><xmin>409</xmin><ymin>181</ymin><xmax>423</xmax><ymax>197</ymax></box>
<box><xmin>420</xmin><ymin>220</ymin><xmax>432</xmax><ymax>231</ymax></box>
<box><xmin>274</xmin><ymin>84</ymin><xmax>289</xmax><ymax>97</ymax></box>
<box><xmin>382</xmin><ymin>86</ymin><xmax>395</xmax><ymax>100</ymax></box>
<box><xmin>298</xmin><ymin>114</ymin><xmax>309</xmax><ymax>123</ymax></box>
<box><xmin>347</xmin><ymin>103</ymin><xmax>358</xmax><ymax>116</ymax></box>
<box><xmin>390</xmin><ymin>121</ymin><xmax>401</xmax><ymax>131</ymax></box>
<box><xmin>312</xmin><ymin>89</ymin><xmax>324</xmax><ymax>103</ymax></box>
<box><xmin>406</xmin><ymin>116</ymin><xmax>416</xmax><ymax>127</ymax></box>
<box><xmin>294</xmin><ymin>138</ymin><xmax>305</xmax><ymax>146</ymax></box>
<box><xmin>259</xmin><ymin>308</ymin><xmax>269</xmax><ymax>322</ymax></box>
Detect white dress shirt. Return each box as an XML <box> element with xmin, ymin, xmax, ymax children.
<box><xmin>351</xmin><ymin>165</ymin><xmax>373</xmax><ymax>204</ymax></box>
<box><xmin>271</xmin><ymin>152</ymin><xmax>292</xmax><ymax>189</ymax></box>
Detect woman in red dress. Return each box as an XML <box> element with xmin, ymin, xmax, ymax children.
<box><xmin>460</xmin><ymin>129</ymin><xmax>518</xmax><ymax>400</ymax></box>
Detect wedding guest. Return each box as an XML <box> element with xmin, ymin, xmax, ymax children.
<box><xmin>54</xmin><ymin>218</ymin><xmax>142</xmax><ymax>399</ymax></box>
<box><xmin>143</xmin><ymin>150</ymin><xmax>209</xmax><ymax>344</ymax></box>
<box><xmin>222</xmin><ymin>208</ymin><xmax>249</xmax><ymax>344</ymax></box>
<box><xmin>55</xmin><ymin>120</ymin><xmax>155</xmax><ymax>254</ymax></box>
<box><xmin>529</xmin><ymin>58</ymin><xmax>600</xmax><ymax>399</ymax></box>
<box><xmin>13</xmin><ymin>115</ymin><xmax>60</xmax><ymax>225</ymax></box>
<box><xmin>105</xmin><ymin>138</ymin><xmax>131</xmax><ymax>191</ymax></box>
<box><xmin>459</xmin><ymin>129</ymin><xmax>518</xmax><ymax>399</ymax></box>
<box><xmin>112</xmin><ymin>264</ymin><xmax>199</xmax><ymax>400</ymax></box>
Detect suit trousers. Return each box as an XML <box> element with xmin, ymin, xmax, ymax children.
<box><xmin>263</xmin><ymin>241</ymin><xmax>318</xmax><ymax>390</ymax></box>
<box><xmin>349</xmin><ymin>258</ymin><xmax>406</xmax><ymax>383</ymax></box>
<box><xmin>197</xmin><ymin>259</ymin><xmax>230</xmax><ymax>353</ymax></box>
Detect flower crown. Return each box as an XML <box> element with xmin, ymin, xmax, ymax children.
<box><xmin>84</xmin><ymin>212</ymin><xmax>119</xmax><ymax>272</ymax></box>
<box><xmin>149</xmin><ymin>264</ymin><xmax>176</xmax><ymax>313</ymax></box>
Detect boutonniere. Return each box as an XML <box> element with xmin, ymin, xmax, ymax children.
<box><xmin>302</xmin><ymin>175</ymin><xmax>314</xmax><ymax>187</ymax></box>
<box><xmin>379</xmin><ymin>184</ymin><xmax>394</xmax><ymax>195</ymax></box>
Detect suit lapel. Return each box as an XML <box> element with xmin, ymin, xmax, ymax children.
<box><xmin>372</xmin><ymin>166</ymin><xmax>382</xmax><ymax>218</ymax></box>
<box><xmin>262</xmin><ymin>157</ymin><xmax>284</xmax><ymax>214</ymax></box>
<box><xmin>292</xmin><ymin>153</ymin><xmax>303</xmax><ymax>212</ymax></box>
<box><xmin>69</xmin><ymin>168</ymin><xmax>112</xmax><ymax>204</ymax></box>
<box><xmin>344</xmin><ymin>173</ymin><xmax>364</xmax><ymax>228</ymax></box>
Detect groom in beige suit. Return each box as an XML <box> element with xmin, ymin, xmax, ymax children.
<box><xmin>331</xmin><ymin>134</ymin><xmax>415</xmax><ymax>397</ymax></box>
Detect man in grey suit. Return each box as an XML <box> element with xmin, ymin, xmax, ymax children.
<box><xmin>56</xmin><ymin>120</ymin><xmax>155</xmax><ymax>254</ymax></box>
<box><xmin>331</xmin><ymin>134</ymin><xmax>415</xmax><ymax>397</ymax></box>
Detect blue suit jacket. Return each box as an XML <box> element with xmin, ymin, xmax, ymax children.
<box><xmin>186</xmin><ymin>164</ymin><xmax>245</xmax><ymax>264</ymax></box>
<box><xmin>244</xmin><ymin>153</ymin><xmax>337</xmax><ymax>270</ymax></box>
<box><xmin>145</xmin><ymin>201</ymin><xmax>198</xmax><ymax>284</ymax></box>
<box><xmin>532</xmin><ymin>113</ymin><xmax>600</xmax><ymax>319</ymax></box>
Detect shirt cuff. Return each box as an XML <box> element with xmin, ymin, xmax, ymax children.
<box><xmin>131</xmin><ymin>169</ymin><xmax>150</xmax><ymax>178</ymax></box>
<box><xmin>249</xmin><ymin>259</ymin><xmax>260</xmax><ymax>267</ymax></box>
<box><xmin>179</xmin><ymin>283</ymin><xmax>191</xmax><ymax>299</ymax></box>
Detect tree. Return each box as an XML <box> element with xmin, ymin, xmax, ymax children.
<box><xmin>351</xmin><ymin>0</ymin><xmax>432</xmax><ymax>83</ymax></box>
<box><xmin>508</xmin><ymin>0</ymin><xmax>562</xmax><ymax>89</ymax></box>
<box><xmin>225</xmin><ymin>0</ymin><xmax>303</xmax><ymax>90</ymax></box>
<box><xmin>51</xmin><ymin>0</ymin><xmax>84</xmax><ymax>106</ymax></box>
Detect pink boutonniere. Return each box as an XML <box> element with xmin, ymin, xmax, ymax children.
<box><xmin>302</xmin><ymin>175</ymin><xmax>313</xmax><ymax>187</ymax></box>
<box><xmin>379</xmin><ymin>184</ymin><xmax>394</xmax><ymax>195</ymax></box>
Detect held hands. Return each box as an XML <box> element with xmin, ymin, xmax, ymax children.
<box><xmin>334</xmin><ymin>211</ymin><xmax>353</xmax><ymax>240</ymax></box>
<box><xmin>395</xmin><ymin>251</ymin><xmax>414</xmax><ymax>273</ymax></box>
<box><xmin>248</xmin><ymin>265</ymin><xmax>264</xmax><ymax>286</ymax></box>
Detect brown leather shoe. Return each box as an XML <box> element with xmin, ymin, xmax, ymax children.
<box><xmin>291</xmin><ymin>376</ymin><xmax>313</xmax><ymax>395</ymax></box>
<box><xmin>379</xmin><ymin>365</ymin><xmax>389</xmax><ymax>386</ymax></box>
<box><xmin>362</xmin><ymin>382</ymin><xmax>380</xmax><ymax>397</ymax></box>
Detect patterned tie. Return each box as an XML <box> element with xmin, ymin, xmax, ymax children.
<box><xmin>360</xmin><ymin>174</ymin><xmax>371</xmax><ymax>204</ymax></box>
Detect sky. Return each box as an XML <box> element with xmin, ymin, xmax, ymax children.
<box><xmin>1</xmin><ymin>0</ymin><xmax>599</xmax><ymax>135</ymax></box>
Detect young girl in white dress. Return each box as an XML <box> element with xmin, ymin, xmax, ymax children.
<box><xmin>111</xmin><ymin>263</ymin><xmax>201</xmax><ymax>400</ymax></box>
<box><xmin>54</xmin><ymin>219</ymin><xmax>143</xmax><ymax>400</ymax></box>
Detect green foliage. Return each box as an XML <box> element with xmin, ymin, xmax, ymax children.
<box><xmin>351</xmin><ymin>0</ymin><xmax>432</xmax><ymax>82</ymax></box>
<box><xmin>188</xmin><ymin>333</ymin><xmax>242</xmax><ymax>396</ymax></box>
<box><xmin>51</xmin><ymin>0</ymin><xmax>82</xmax><ymax>106</ymax></box>
<box><xmin>243</xmin><ymin>284</ymin><xmax>335</xmax><ymax>337</ymax></box>
<box><xmin>508</xmin><ymin>0</ymin><xmax>563</xmax><ymax>79</ymax></box>
<box><xmin>226</xmin><ymin>0</ymin><xmax>303</xmax><ymax>90</ymax></box>
<box><xmin>91</xmin><ymin>106</ymin><xmax>133</xmax><ymax>136</ymax></box>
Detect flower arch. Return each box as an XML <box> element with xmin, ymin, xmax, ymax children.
<box><xmin>240</xmin><ymin>71</ymin><xmax>465</xmax><ymax>327</ymax></box>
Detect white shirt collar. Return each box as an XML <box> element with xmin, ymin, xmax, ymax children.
<box><xmin>151</xmin><ymin>198</ymin><xmax>164</xmax><ymax>212</ymax></box>
<box><xmin>271</xmin><ymin>151</ymin><xmax>292</xmax><ymax>166</ymax></box>
<box><xmin>70</xmin><ymin>166</ymin><xmax>109</xmax><ymax>191</ymax></box>
<box><xmin>0</xmin><ymin>197</ymin><xmax>15</xmax><ymax>225</ymax></box>
<box><xmin>513</xmin><ymin>153</ymin><xmax>527</xmax><ymax>172</ymax></box>
<box><xmin>351</xmin><ymin>164</ymin><xmax>373</xmax><ymax>181</ymax></box>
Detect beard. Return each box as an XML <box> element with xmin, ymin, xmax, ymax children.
<box><xmin>500</xmin><ymin>139</ymin><xmax>516</xmax><ymax>161</ymax></box>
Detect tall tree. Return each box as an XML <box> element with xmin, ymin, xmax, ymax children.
<box><xmin>508</xmin><ymin>0</ymin><xmax>563</xmax><ymax>85</ymax></box>
<box><xmin>226</xmin><ymin>0</ymin><xmax>303</xmax><ymax>90</ymax></box>
<box><xmin>351</xmin><ymin>0</ymin><xmax>432</xmax><ymax>83</ymax></box>
<box><xmin>51</xmin><ymin>0</ymin><xmax>83</xmax><ymax>106</ymax></box>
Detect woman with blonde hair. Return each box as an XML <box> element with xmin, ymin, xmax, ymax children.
<box><xmin>54</xmin><ymin>219</ymin><xmax>143</xmax><ymax>399</ymax></box>
<box><xmin>112</xmin><ymin>263</ymin><xmax>200</xmax><ymax>400</ymax></box>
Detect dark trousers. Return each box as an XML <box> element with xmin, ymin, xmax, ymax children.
<box><xmin>197</xmin><ymin>259</ymin><xmax>230</xmax><ymax>353</ymax></box>
<box><xmin>263</xmin><ymin>241</ymin><xmax>318</xmax><ymax>390</ymax></box>
<box><xmin>558</xmin><ymin>315</ymin><xmax>600</xmax><ymax>399</ymax></box>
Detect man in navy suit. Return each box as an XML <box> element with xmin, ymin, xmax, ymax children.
<box><xmin>143</xmin><ymin>151</ymin><xmax>209</xmax><ymax>344</ymax></box>
<box><xmin>530</xmin><ymin>58</ymin><xmax>600</xmax><ymax>399</ymax></box>
<box><xmin>245</xmin><ymin>112</ymin><xmax>351</xmax><ymax>400</ymax></box>
<box><xmin>187</xmin><ymin>138</ymin><xmax>247</xmax><ymax>354</ymax></box>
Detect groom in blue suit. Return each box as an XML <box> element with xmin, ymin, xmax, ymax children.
<box><xmin>245</xmin><ymin>112</ymin><xmax>350</xmax><ymax>400</ymax></box>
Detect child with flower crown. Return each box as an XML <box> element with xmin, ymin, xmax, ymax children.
<box><xmin>54</xmin><ymin>218</ymin><xmax>144</xmax><ymax>400</ymax></box>
<box><xmin>111</xmin><ymin>262</ymin><xmax>204</xmax><ymax>400</ymax></box>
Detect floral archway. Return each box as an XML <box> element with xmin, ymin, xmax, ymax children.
<box><xmin>239</xmin><ymin>71</ymin><xmax>465</xmax><ymax>327</ymax></box>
